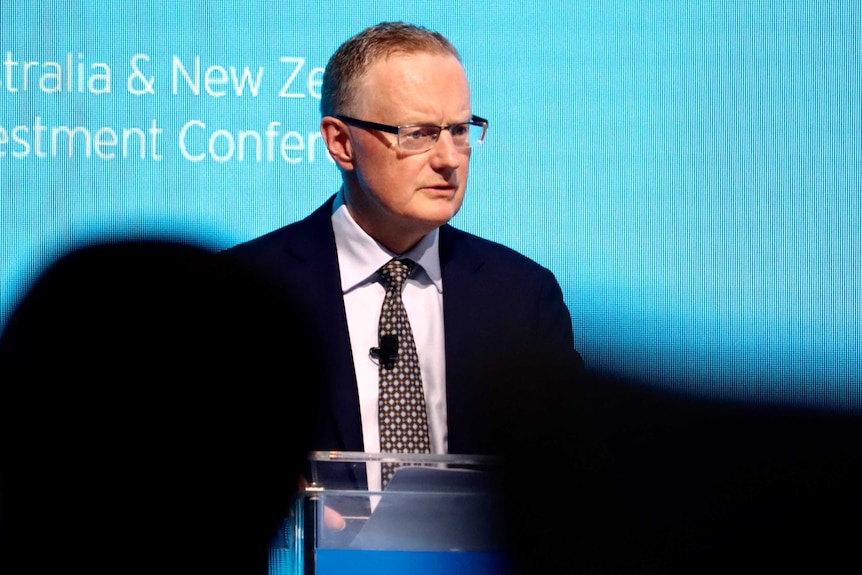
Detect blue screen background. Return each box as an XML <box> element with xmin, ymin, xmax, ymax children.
<box><xmin>1</xmin><ymin>1</ymin><xmax>858</xmax><ymax>408</ymax></box>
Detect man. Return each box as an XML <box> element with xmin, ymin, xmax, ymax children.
<box><xmin>225</xmin><ymin>22</ymin><xmax>581</xmax><ymax>480</ymax></box>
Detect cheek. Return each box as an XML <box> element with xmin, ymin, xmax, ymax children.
<box><xmin>453</xmin><ymin>187</ymin><xmax>467</xmax><ymax>211</ymax></box>
<box><xmin>355</xmin><ymin>155</ymin><xmax>404</xmax><ymax>199</ymax></box>
<box><xmin>457</xmin><ymin>164</ymin><xmax>470</xmax><ymax>195</ymax></box>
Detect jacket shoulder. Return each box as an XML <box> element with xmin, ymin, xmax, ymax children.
<box><xmin>221</xmin><ymin>197</ymin><xmax>334</xmax><ymax>263</ymax></box>
<box><xmin>440</xmin><ymin>225</ymin><xmax>556</xmax><ymax>278</ymax></box>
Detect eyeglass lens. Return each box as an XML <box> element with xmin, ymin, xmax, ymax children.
<box><xmin>398</xmin><ymin>123</ymin><xmax>485</xmax><ymax>151</ymax></box>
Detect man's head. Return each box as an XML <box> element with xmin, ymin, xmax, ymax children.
<box><xmin>320</xmin><ymin>22</ymin><xmax>484</xmax><ymax>254</ymax></box>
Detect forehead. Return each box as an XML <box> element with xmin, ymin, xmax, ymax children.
<box><xmin>354</xmin><ymin>52</ymin><xmax>471</xmax><ymax>120</ymax></box>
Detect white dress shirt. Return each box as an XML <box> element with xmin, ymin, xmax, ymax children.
<box><xmin>331</xmin><ymin>190</ymin><xmax>449</xmax><ymax>472</ymax></box>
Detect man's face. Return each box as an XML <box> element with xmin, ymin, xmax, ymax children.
<box><xmin>337</xmin><ymin>52</ymin><xmax>473</xmax><ymax>252</ymax></box>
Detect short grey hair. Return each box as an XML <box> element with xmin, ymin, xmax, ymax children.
<box><xmin>320</xmin><ymin>21</ymin><xmax>462</xmax><ymax>117</ymax></box>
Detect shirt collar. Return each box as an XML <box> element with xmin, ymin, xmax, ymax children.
<box><xmin>331</xmin><ymin>188</ymin><xmax>443</xmax><ymax>294</ymax></box>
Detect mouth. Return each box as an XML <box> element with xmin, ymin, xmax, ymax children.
<box><xmin>422</xmin><ymin>184</ymin><xmax>458</xmax><ymax>196</ymax></box>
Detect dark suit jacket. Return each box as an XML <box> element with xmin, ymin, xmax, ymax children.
<box><xmin>224</xmin><ymin>195</ymin><xmax>580</xmax><ymax>457</ymax></box>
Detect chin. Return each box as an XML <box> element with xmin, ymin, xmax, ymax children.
<box><xmin>417</xmin><ymin>204</ymin><xmax>461</xmax><ymax>227</ymax></box>
<box><xmin>430</xmin><ymin>192</ymin><xmax>464</xmax><ymax>213</ymax></box>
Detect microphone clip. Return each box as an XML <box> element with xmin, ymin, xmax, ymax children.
<box><xmin>370</xmin><ymin>334</ymin><xmax>399</xmax><ymax>369</ymax></box>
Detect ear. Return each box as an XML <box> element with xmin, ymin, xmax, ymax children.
<box><xmin>320</xmin><ymin>116</ymin><xmax>355</xmax><ymax>171</ymax></box>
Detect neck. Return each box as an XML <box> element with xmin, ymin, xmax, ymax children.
<box><xmin>342</xmin><ymin>190</ymin><xmax>433</xmax><ymax>255</ymax></box>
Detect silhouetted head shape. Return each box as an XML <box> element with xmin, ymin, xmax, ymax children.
<box><xmin>0</xmin><ymin>240</ymin><xmax>319</xmax><ymax>575</ymax></box>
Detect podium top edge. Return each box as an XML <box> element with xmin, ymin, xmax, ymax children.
<box><xmin>307</xmin><ymin>451</ymin><xmax>501</xmax><ymax>465</ymax></box>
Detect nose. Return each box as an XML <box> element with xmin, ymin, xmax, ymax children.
<box><xmin>429</xmin><ymin>129</ymin><xmax>464</xmax><ymax>169</ymax></box>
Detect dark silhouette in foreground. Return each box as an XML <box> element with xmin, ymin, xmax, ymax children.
<box><xmin>0</xmin><ymin>240</ymin><xmax>319</xmax><ymax>575</ymax></box>
<box><xmin>496</xmin><ymin>366</ymin><xmax>862</xmax><ymax>574</ymax></box>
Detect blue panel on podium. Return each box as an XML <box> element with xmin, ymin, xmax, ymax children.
<box><xmin>269</xmin><ymin>452</ymin><xmax>513</xmax><ymax>575</ymax></box>
<box><xmin>317</xmin><ymin>550</ymin><xmax>513</xmax><ymax>575</ymax></box>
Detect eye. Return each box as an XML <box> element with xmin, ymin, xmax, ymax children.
<box><xmin>401</xmin><ymin>127</ymin><xmax>425</xmax><ymax>140</ymax></box>
<box><xmin>449</xmin><ymin>124</ymin><xmax>470</xmax><ymax>138</ymax></box>
<box><xmin>402</xmin><ymin>126</ymin><xmax>437</xmax><ymax>141</ymax></box>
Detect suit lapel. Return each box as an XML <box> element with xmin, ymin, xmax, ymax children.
<box><xmin>439</xmin><ymin>225</ymin><xmax>488</xmax><ymax>453</ymax></box>
<box><xmin>279</xmin><ymin>198</ymin><xmax>365</xmax><ymax>452</ymax></box>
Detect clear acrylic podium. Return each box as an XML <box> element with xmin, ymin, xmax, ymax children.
<box><xmin>269</xmin><ymin>451</ymin><xmax>514</xmax><ymax>575</ymax></box>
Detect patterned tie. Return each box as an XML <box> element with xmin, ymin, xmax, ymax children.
<box><xmin>377</xmin><ymin>258</ymin><xmax>431</xmax><ymax>489</ymax></box>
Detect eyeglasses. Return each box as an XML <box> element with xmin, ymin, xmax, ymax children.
<box><xmin>335</xmin><ymin>114</ymin><xmax>489</xmax><ymax>152</ymax></box>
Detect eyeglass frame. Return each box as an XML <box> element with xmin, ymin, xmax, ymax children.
<box><xmin>334</xmin><ymin>114</ymin><xmax>489</xmax><ymax>151</ymax></box>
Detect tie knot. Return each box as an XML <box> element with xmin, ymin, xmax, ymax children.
<box><xmin>379</xmin><ymin>259</ymin><xmax>415</xmax><ymax>289</ymax></box>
